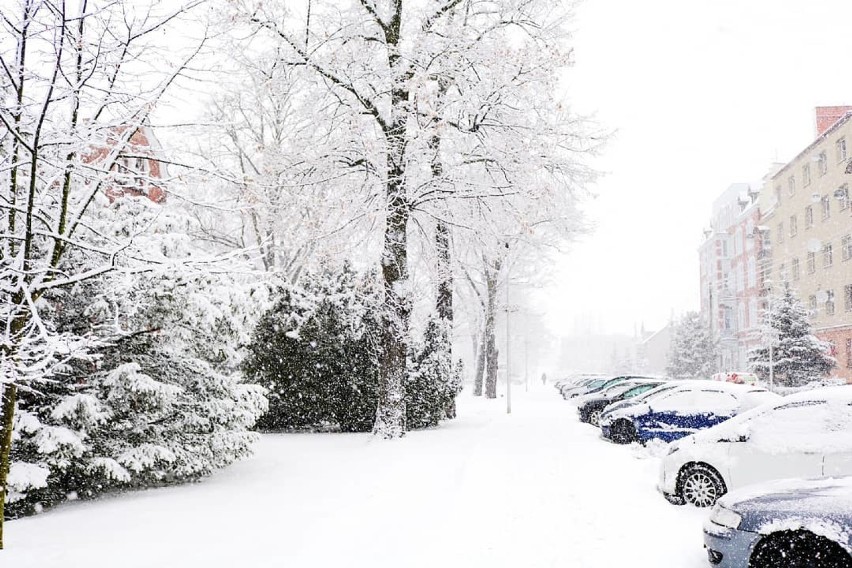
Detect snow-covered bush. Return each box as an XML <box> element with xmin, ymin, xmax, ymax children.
<box><xmin>8</xmin><ymin>198</ymin><xmax>268</xmax><ymax>518</ymax></box>
<box><xmin>244</xmin><ymin>264</ymin><xmax>461</xmax><ymax>433</ymax></box>
<box><xmin>243</xmin><ymin>265</ymin><xmax>381</xmax><ymax>432</ymax></box>
<box><xmin>406</xmin><ymin>317</ymin><xmax>463</xmax><ymax>429</ymax></box>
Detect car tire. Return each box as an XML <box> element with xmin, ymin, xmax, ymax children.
<box><xmin>611</xmin><ymin>419</ymin><xmax>637</xmax><ymax>444</ymax></box>
<box><xmin>678</xmin><ymin>464</ymin><xmax>726</xmax><ymax>508</ymax></box>
<box><xmin>749</xmin><ymin>530</ymin><xmax>852</xmax><ymax>568</ymax></box>
<box><xmin>589</xmin><ymin>409</ymin><xmax>603</xmax><ymax>427</ymax></box>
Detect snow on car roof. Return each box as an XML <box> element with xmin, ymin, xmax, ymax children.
<box><xmin>779</xmin><ymin>385</ymin><xmax>852</xmax><ymax>404</ymax></box>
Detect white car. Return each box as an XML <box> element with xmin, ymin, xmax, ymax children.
<box><xmin>658</xmin><ymin>386</ymin><xmax>852</xmax><ymax>507</ymax></box>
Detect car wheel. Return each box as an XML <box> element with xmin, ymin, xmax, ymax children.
<box><xmin>749</xmin><ymin>530</ymin><xmax>852</xmax><ymax>568</ymax></box>
<box><xmin>611</xmin><ymin>419</ymin><xmax>637</xmax><ymax>444</ymax></box>
<box><xmin>679</xmin><ymin>464</ymin><xmax>726</xmax><ymax>508</ymax></box>
<box><xmin>589</xmin><ymin>409</ymin><xmax>603</xmax><ymax>427</ymax></box>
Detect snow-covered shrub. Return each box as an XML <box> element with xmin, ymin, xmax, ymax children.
<box><xmin>406</xmin><ymin>317</ymin><xmax>463</xmax><ymax>429</ymax></box>
<box><xmin>243</xmin><ymin>264</ymin><xmax>380</xmax><ymax>432</ymax></box>
<box><xmin>8</xmin><ymin>198</ymin><xmax>268</xmax><ymax>518</ymax></box>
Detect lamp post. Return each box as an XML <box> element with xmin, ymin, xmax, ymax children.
<box><xmin>505</xmin><ymin>241</ymin><xmax>511</xmax><ymax>415</ymax></box>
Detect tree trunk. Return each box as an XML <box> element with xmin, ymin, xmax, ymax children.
<box><xmin>373</xmin><ymin>3</ymin><xmax>412</xmax><ymax>439</ymax></box>
<box><xmin>484</xmin><ymin>258</ymin><xmax>500</xmax><ymax>398</ymax></box>
<box><xmin>0</xmin><ymin>383</ymin><xmax>17</xmax><ymax>549</ymax></box>
<box><xmin>473</xmin><ymin>331</ymin><xmax>485</xmax><ymax>396</ymax></box>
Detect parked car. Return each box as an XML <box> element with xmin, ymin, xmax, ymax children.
<box><xmin>711</xmin><ymin>371</ymin><xmax>760</xmax><ymax>385</ymax></box>
<box><xmin>598</xmin><ymin>381</ymin><xmax>686</xmax><ymax>419</ymax></box>
<box><xmin>599</xmin><ymin>382</ymin><xmax>779</xmax><ymax>445</ymax></box>
<box><xmin>558</xmin><ymin>377</ymin><xmax>601</xmax><ymax>398</ymax></box>
<box><xmin>703</xmin><ymin>476</ymin><xmax>852</xmax><ymax>567</ymax></box>
<box><xmin>564</xmin><ymin>375</ymin><xmax>646</xmax><ymax>401</ymax></box>
<box><xmin>658</xmin><ymin>386</ymin><xmax>852</xmax><ymax>507</ymax></box>
<box><xmin>576</xmin><ymin>379</ymin><xmax>664</xmax><ymax>426</ymax></box>
<box><xmin>561</xmin><ymin>377</ymin><xmax>608</xmax><ymax>399</ymax></box>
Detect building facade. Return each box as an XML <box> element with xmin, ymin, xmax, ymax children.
<box><xmin>758</xmin><ymin>108</ymin><xmax>852</xmax><ymax>382</ymax></box>
<box><xmin>699</xmin><ymin>184</ymin><xmax>763</xmax><ymax>371</ymax></box>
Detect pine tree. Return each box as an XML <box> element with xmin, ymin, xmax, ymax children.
<box><xmin>243</xmin><ymin>264</ymin><xmax>381</xmax><ymax>433</ymax></box>
<box><xmin>667</xmin><ymin>312</ymin><xmax>718</xmax><ymax>379</ymax></box>
<box><xmin>8</xmin><ymin>199</ymin><xmax>268</xmax><ymax>518</ymax></box>
<box><xmin>748</xmin><ymin>287</ymin><xmax>836</xmax><ymax>387</ymax></box>
<box><xmin>406</xmin><ymin>317</ymin><xmax>463</xmax><ymax>430</ymax></box>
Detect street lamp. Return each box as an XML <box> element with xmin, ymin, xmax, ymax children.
<box><xmin>505</xmin><ymin>241</ymin><xmax>511</xmax><ymax>415</ymax></box>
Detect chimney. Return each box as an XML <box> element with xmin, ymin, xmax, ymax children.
<box><xmin>815</xmin><ymin>106</ymin><xmax>852</xmax><ymax>137</ymax></box>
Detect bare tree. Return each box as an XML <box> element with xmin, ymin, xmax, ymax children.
<box><xmin>236</xmin><ymin>0</ymin><xmax>598</xmax><ymax>432</ymax></box>
<box><xmin>0</xmin><ymin>0</ymin><xmax>205</xmax><ymax>546</ymax></box>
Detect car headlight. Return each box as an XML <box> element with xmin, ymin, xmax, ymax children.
<box><xmin>709</xmin><ymin>504</ymin><xmax>742</xmax><ymax>529</ymax></box>
<box><xmin>666</xmin><ymin>444</ymin><xmax>679</xmax><ymax>456</ymax></box>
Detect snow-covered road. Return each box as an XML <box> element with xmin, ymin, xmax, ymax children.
<box><xmin>5</xmin><ymin>386</ymin><xmax>709</xmax><ymax>567</ymax></box>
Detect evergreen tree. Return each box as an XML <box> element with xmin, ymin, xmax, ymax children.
<box><xmin>667</xmin><ymin>312</ymin><xmax>718</xmax><ymax>379</ymax></box>
<box><xmin>406</xmin><ymin>317</ymin><xmax>463</xmax><ymax>430</ymax></box>
<box><xmin>748</xmin><ymin>287</ymin><xmax>836</xmax><ymax>386</ymax></box>
<box><xmin>8</xmin><ymin>199</ymin><xmax>268</xmax><ymax>518</ymax></box>
<box><xmin>243</xmin><ymin>265</ymin><xmax>381</xmax><ymax>432</ymax></box>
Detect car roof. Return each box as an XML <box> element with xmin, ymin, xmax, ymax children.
<box><xmin>777</xmin><ymin>385</ymin><xmax>852</xmax><ymax>405</ymax></box>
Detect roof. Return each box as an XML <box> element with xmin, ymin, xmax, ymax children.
<box><xmin>771</xmin><ymin>111</ymin><xmax>852</xmax><ymax>181</ymax></box>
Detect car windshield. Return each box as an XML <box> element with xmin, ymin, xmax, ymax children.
<box><xmin>621</xmin><ymin>383</ymin><xmax>660</xmax><ymax>399</ymax></box>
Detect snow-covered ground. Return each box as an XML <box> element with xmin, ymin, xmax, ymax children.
<box><xmin>5</xmin><ymin>386</ymin><xmax>709</xmax><ymax>567</ymax></box>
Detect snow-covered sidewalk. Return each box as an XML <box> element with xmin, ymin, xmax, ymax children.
<box><xmin>4</xmin><ymin>387</ymin><xmax>708</xmax><ymax>567</ymax></box>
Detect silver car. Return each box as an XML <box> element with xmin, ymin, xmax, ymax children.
<box><xmin>703</xmin><ymin>476</ymin><xmax>852</xmax><ymax>567</ymax></box>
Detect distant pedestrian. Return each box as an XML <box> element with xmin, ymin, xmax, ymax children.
<box><xmin>541</xmin><ymin>373</ymin><xmax>547</xmax><ymax>385</ymax></box>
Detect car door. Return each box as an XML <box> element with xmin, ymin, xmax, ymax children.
<box><xmin>727</xmin><ymin>401</ymin><xmax>827</xmax><ymax>491</ymax></box>
<box><xmin>640</xmin><ymin>390</ymin><xmax>739</xmax><ymax>442</ymax></box>
<box><xmin>821</xmin><ymin>400</ymin><xmax>852</xmax><ymax>477</ymax></box>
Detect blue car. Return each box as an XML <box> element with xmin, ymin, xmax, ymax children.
<box><xmin>703</xmin><ymin>476</ymin><xmax>852</xmax><ymax>567</ymax></box>
<box><xmin>598</xmin><ymin>382</ymin><xmax>778</xmax><ymax>444</ymax></box>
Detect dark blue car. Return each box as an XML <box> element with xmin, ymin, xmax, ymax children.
<box><xmin>598</xmin><ymin>382</ymin><xmax>778</xmax><ymax>444</ymax></box>
<box><xmin>703</xmin><ymin>476</ymin><xmax>852</xmax><ymax>567</ymax></box>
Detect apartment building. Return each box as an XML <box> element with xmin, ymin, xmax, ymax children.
<box><xmin>699</xmin><ymin>183</ymin><xmax>763</xmax><ymax>371</ymax></box>
<box><xmin>758</xmin><ymin>107</ymin><xmax>852</xmax><ymax>381</ymax></box>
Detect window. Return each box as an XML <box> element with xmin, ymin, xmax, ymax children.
<box><xmin>809</xmin><ymin>295</ymin><xmax>817</xmax><ymax>313</ymax></box>
<box><xmin>789</xmin><ymin>215</ymin><xmax>797</xmax><ymax>237</ymax></box>
<box><xmin>774</xmin><ymin>185</ymin><xmax>782</xmax><ymax>206</ymax></box>
<box><xmin>788</xmin><ymin>175</ymin><xmax>796</xmax><ymax>195</ymax></box>
<box><xmin>779</xmin><ymin>262</ymin><xmax>787</xmax><ymax>281</ymax></box>
<box><xmin>803</xmin><ymin>163</ymin><xmax>811</xmax><ymax>186</ymax></box>
<box><xmin>747</xmin><ymin>257</ymin><xmax>756</xmax><ymax>287</ymax></box>
<box><xmin>822</xmin><ymin>195</ymin><xmax>831</xmax><ymax>220</ymax></box>
<box><xmin>776</xmin><ymin>222</ymin><xmax>784</xmax><ymax>244</ymax></box>
<box><xmin>749</xmin><ymin>299</ymin><xmax>758</xmax><ymax>327</ymax></box>
<box><xmin>805</xmin><ymin>205</ymin><xmax>814</xmax><ymax>228</ymax></box>
<box><xmin>845</xmin><ymin>284</ymin><xmax>852</xmax><ymax>312</ymax></box>
<box><xmin>847</xmin><ymin>338</ymin><xmax>852</xmax><ymax>368</ymax></box>
<box><xmin>807</xmin><ymin>251</ymin><xmax>816</xmax><ymax>273</ymax></box>
<box><xmin>791</xmin><ymin>257</ymin><xmax>800</xmax><ymax>281</ymax></box>
<box><xmin>837</xmin><ymin>137</ymin><xmax>848</xmax><ymax>163</ymax></box>
<box><xmin>826</xmin><ymin>290</ymin><xmax>835</xmax><ymax>315</ymax></box>
<box><xmin>823</xmin><ymin>243</ymin><xmax>833</xmax><ymax>268</ymax></box>
<box><xmin>843</xmin><ymin>235</ymin><xmax>852</xmax><ymax>261</ymax></box>
<box><xmin>818</xmin><ymin>151</ymin><xmax>828</xmax><ymax>176</ymax></box>
<box><xmin>839</xmin><ymin>184</ymin><xmax>850</xmax><ymax>210</ymax></box>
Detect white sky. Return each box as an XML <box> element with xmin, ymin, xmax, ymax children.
<box><xmin>539</xmin><ymin>0</ymin><xmax>852</xmax><ymax>337</ymax></box>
